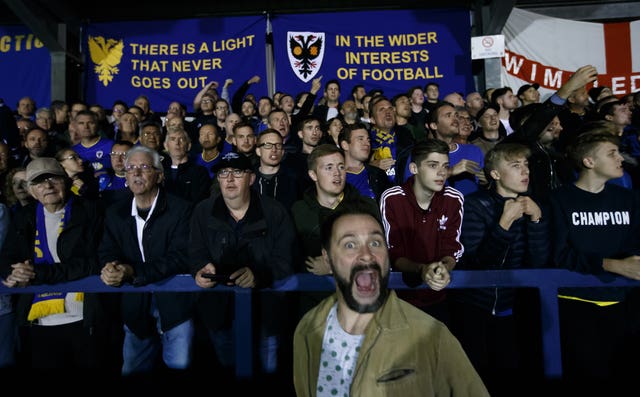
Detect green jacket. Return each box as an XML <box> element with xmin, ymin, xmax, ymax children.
<box><xmin>293</xmin><ymin>290</ymin><xmax>490</xmax><ymax>397</ymax></box>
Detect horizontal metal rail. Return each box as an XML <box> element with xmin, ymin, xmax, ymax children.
<box><xmin>2</xmin><ymin>269</ymin><xmax>638</xmax><ymax>378</ymax></box>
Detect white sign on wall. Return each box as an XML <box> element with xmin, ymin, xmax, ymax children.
<box><xmin>471</xmin><ymin>34</ymin><xmax>505</xmax><ymax>60</ymax></box>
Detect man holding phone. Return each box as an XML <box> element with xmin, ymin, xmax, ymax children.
<box><xmin>189</xmin><ymin>152</ymin><xmax>296</xmax><ymax>380</ymax></box>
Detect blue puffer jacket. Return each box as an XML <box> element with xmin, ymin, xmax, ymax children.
<box><xmin>453</xmin><ymin>188</ymin><xmax>551</xmax><ymax>314</ymax></box>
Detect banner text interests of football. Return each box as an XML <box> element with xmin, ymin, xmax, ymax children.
<box><xmin>272</xmin><ymin>9</ymin><xmax>473</xmax><ymax>102</ymax></box>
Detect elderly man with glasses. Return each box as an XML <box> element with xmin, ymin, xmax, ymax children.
<box><xmin>98</xmin><ymin>145</ymin><xmax>195</xmax><ymax>376</ymax></box>
<box><xmin>252</xmin><ymin>128</ymin><xmax>300</xmax><ymax>209</ymax></box>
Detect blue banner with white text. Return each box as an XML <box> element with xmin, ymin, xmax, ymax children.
<box><xmin>84</xmin><ymin>15</ymin><xmax>267</xmax><ymax>113</ymax></box>
<box><xmin>271</xmin><ymin>9</ymin><xmax>472</xmax><ymax>103</ymax></box>
<box><xmin>0</xmin><ymin>26</ymin><xmax>51</xmax><ymax>112</ymax></box>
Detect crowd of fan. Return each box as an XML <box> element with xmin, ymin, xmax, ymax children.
<box><xmin>0</xmin><ymin>69</ymin><xmax>639</xmax><ymax>393</ymax></box>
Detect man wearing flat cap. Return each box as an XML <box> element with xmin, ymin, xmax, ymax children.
<box><xmin>189</xmin><ymin>151</ymin><xmax>296</xmax><ymax>381</ymax></box>
<box><xmin>0</xmin><ymin>157</ymin><xmax>120</xmax><ymax>372</ymax></box>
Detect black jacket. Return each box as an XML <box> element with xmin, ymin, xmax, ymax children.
<box><xmin>364</xmin><ymin>163</ymin><xmax>393</xmax><ymax>203</ymax></box>
<box><xmin>189</xmin><ymin>190</ymin><xmax>295</xmax><ymax>333</ymax></box>
<box><xmin>292</xmin><ymin>183</ymin><xmax>380</xmax><ymax>266</ymax></box>
<box><xmin>454</xmin><ymin>189</ymin><xmax>550</xmax><ymax>314</ymax></box>
<box><xmin>311</xmin><ymin>103</ymin><xmax>338</xmax><ymax>123</ymax></box>
<box><xmin>251</xmin><ymin>165</ymin><xmax>300</xmax><ymax>210</ymax></box>
<box><xmin>98</xmin><ymin>188</ymin><xmax>194</xmax><ymax>338</ymax></box>
<box><xmin>527</xmin><ymin>142</ymin><xmax>575</xmax><ymax>204</ymax></box>
<box><xmin>502</xmin><ymin>99</ymin><xmax>575</xmax><ymax>203</ymax></box>
<box><xmin>163</xmin><ymin>160</ymin><xmax>212</xmax><ymax>204</ymax></box>
<box><xmin>0</xmin><ymin>197</ymin><xmax>114</xmax><ymax>328</ymax></box>
<box><xmin>282</xmin><ymin>151</ymin><xmax>312</xmax><ymax>199</ymax></box>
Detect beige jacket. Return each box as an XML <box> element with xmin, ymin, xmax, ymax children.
<box><xmin>293</xmin><ymin>290</ymin><xmax>490</xmax><ymax>397</ymax></box>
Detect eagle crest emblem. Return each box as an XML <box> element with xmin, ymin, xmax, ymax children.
<box><xmin>88</xmin><ymin>36</ymin><xmax>124</xmax><ymax>87</ymax></box>
<box><xmin>287</xmin><ymin>32</ymin><xmax>325</xmax><ymax>82</ymax></box>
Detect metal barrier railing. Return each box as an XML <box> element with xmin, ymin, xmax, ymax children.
<box><xmin>2</xmin><ymin>269</ymin><xmax>639</xmax><ymax>379</ymax></box>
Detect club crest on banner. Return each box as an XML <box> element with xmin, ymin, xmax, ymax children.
<box><xmin>88</xmin><ymin>36</ymin><xmax>124</xmax><ymax>87</ymax></box>
<box><xmin>287</xmin><ymin>31</ymin><xmax>325</xmax><ymax>82</ymax></box>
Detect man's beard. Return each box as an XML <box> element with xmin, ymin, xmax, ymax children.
<box><xmin>331</xmin><ymin>260</ymin><xmax>390</xmax><ymax>313</ymax></box>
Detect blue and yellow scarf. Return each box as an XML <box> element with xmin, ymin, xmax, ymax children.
<box><xmin>27</xmin><ymin>198</ymin><xmax>83</xmax><ymax>321</ymax></box>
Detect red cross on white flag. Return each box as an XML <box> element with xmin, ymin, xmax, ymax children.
<box><xmin>501</xmin><ymin>8</ymin><xmax>639</xmax><ymax>99</ymax></box>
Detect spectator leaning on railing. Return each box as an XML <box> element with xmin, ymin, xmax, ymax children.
<box><xmin>0</xmin><ymin>157</ymin><xmax>120</xmax><ymax>372</ymax></box>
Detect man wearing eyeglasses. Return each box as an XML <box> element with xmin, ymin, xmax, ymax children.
<box><xmin>1</xmin><ymin>157</ymin><xmax>121</xmax><ymax>372</ymax></box>
<box><xmin>213</xmin><ymin>99</ymin><xmax>230</xmax><ymax>135</ymax></box>
<box><xmin>98</xmin><ymin>140</ymin><xmax>134</xmax><ymax>207</ymax></box>
<box><xmin>139</xmin><ymin>120</ymin><xmax>164</xmax><ymax>154</ymax></box>
<box><xmin>191</xmin><ymin>93</ymin><xmax>217</xmax><ymax>136</ymax></box>
<box><xmin>98</xmin><ymin>145</ymin><xmax>195</xmax><ymax>376</ymax></box>
<box><xmin>252</xmin><ymin>128</ymin><xmax>299</xmax><ymax>209</ymax></box>
<box><xmin>189</xmin><ymin>151</ymin><xmax>296</xmax><ymax>381</ymax></box>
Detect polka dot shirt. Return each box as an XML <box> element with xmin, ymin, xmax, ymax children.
<box><xmin>316</xmin><ymin>304</ymin><xmax>365</xmax><ymax>397</ymax></box>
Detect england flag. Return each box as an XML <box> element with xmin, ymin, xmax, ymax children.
<box><xmin>500</xmin><ymin>8</ymin><xmax>640</xmax><ymax>100</ymax></box>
